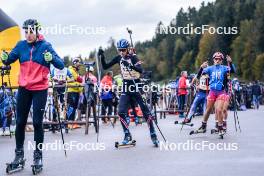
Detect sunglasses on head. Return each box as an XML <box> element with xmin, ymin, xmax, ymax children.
<box><xmin>118</xmin><ymin>49</ymin><xmax>127</xmax><ymax>52</ymax></box>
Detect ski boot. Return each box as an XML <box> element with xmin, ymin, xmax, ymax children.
<box><xmin>211</xmin><ymin>122</ymin><xmax>219</xmax><ymax>134</ymax></box>
<box><xmin>6</xmin><ymin>149</ymin><xmax>26</xmax><ymax>174</ymax></box>
<box><xmin>122</xmin><ymin>131</ymin><xmax>132</xmax><ymax>145</ymax></box>
<box><xmin>31</xmin><ymin>150</ymin><xmax>43</xmax><ymax>175</ymax></box>
<box><xmin>115</xmin><ymin>131</ymin><xmax>136</xmax><ymax>148</ymax></box>
<box><xmin>182</xmin><ymin>118</ymin><xmax>191</xmax><ymax>124</ymax></box>
<box><xmin>150</xmin><ymin>132</ymin><xmax>159</xmax><ymax>147</ymax></box>
<box><xmin>190</xmin><ymin>122</ymin><xmax>207</xmax><ymax>135</ymax></box>
<box><xmin>218</xmin><ymin>125</ymin><xmax>226</xmax><ymax>139</ymax></box>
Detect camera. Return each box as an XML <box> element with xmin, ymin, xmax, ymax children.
<box><xmin>0</xmin><ymin>65</ymin><xmax>11</xmax><ymax>76</ymax></box>
<box><xmin>0</xmin><ymin>65</ymin><xmax>11</xmax><ymax>71</ymax></box>
<box><xmin>82</xmin><ymin>61</ymin><xmax>95</xmax><ymax>67</ymax></box>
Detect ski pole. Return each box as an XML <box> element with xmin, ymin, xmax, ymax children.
<box><xmin>180</xmin><ymin>84</ymin><xmax>196</xmax><ymax>131</ymax></box>
<box><xmin>126</xmin><ymin>28</ymin><xmax>134</xmax><ymax>48</ymax></box>
<box><xmin>95</xmin><ymin>49</ymin><xmax>102</xmax><ymax>142</ymax></box>
<box><xmin>52</xmin><ymin>82</ymin><xmax>67</xmax><ymax>157</ymax></box>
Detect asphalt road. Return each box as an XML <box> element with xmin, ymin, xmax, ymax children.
<box><xmin>1</xmin><ymin>106</ymin><xmax>264</xmax><ymax>176</ymax></box>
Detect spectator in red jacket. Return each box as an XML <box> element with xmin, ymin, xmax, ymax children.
<box><xmin>178</xmin><ymin>71</ymin><xmax>188</xmax><ymax>118</ymax></box>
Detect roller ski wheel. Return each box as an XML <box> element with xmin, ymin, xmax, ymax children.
<box><xmin>6</xmin><ymin>149</ymin><xmax>26</xmax><ymax>174</ymax></box>
<box><xmin>31</xmin><ymin>151</ymin><xmax>43</xmax><ymax>175</ymax></box>
<box><xmin>115</xmin><ymin>140</ymin><xmax>136</xmax><ymax>149</ymax></box>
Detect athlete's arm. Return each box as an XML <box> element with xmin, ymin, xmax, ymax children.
<box><xmin>101</xmin><ymin>55</ymin><xmax>120</xmax><ymax>70</ymax></box>
<box><xmin>130</xmin><ymin>56</ymin><xmax>143</xmax><ymax>73</ymax></box>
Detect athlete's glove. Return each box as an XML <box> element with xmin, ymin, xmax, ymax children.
<box><xmin>121</xmin><ymin>59</ymin><xmax>131</xmax><ymax>68</ymax></box>
<box><xmin>44</xmin><ymin>51</ymin><xmax>52</xmax><ymax>62</ymax></box>
<box><xmin>1</xmin><ymin>51</ymin><xmax>8</xmax><ymax>62</ymax></box>
<box><xmin>98</xmin><ymin>48</ymin><xmax>104</xmax><ymax>57</ymax></box>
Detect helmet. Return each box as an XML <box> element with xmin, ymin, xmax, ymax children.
<box><xmin>86</xmin><ymin>66</ymin><xmax>94</xmax><ymax>72</ymax></box>
<box><xmin>212</xmin><ymin>52</ymin><xmax>224</xmax><ymax>60</ymax></box>
<box><xmin>117</xmin><ymin>39</ymin><xmax>130</xmax><ymax>49</ymax></box>
<box><xmin>22</xmin><ymin>19</ymin><xmax>41</xmax><ymax>31</ymax></box>
<box><xmin>72</xmin><ymin>57</ymin><xmax>81</xmax><ymax>65</ymax></box>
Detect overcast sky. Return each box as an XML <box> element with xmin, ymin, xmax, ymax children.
<box><xmin>1</xmin><ymin>0</ymin><xmax>214</xmax><ymax>57</ymax></box>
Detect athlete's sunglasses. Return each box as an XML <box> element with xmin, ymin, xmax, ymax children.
<box><xmin>118</xmin><ymin>49</ymin><xmax>127</xmax><ymax>52</ymax></box>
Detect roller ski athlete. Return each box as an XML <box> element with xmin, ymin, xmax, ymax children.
<box><xmin>178</xmin><ymin>74</ymin><xmax>209</xmax><ymax>128</ymax></box>
<box><xmin>98</xmin><ymin>39</ymin><xmax>159</xmax><ymax>147</ymax></box>
<box><xmin>1</xmin><ymin>19</ymin><xmax>64</xmax><ymax>174</ymax></box>
<box><xmin>190</xmin><ymin>52</ymin><xmax>235</xmax><ymax>138</ymax></box>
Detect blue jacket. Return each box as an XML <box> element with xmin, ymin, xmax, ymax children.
<box><xmin>4</xmin><ymin>35</ymin><xmax>64</xmax><ymax>90</ymax></box>
<box><xmin>203</xmin><ymin>64</ymin><xmax>235</xmax><ymax>91</ymax></box>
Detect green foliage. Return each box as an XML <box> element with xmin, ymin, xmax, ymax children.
<box><xmin>88</xmin><ymin>0</ymin><xmax>263</xmax><ymax>81</ymax></box>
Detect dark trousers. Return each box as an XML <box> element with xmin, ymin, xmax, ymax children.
<box><xmin>15</xmin><ymin>87</ymin><xmax>47</xmax><ymax>151</ymax></box>
<box><xmin>178</xmin><ymin>94</ymin><xmax>186</xmax><ymax>116</ymax></box>
<box><xmin>101</xmin><ymin>99</ymin><xmax>113</xmax><ymax>115</ymax></box>
<box><xmin>118</xmin><ymin>92</ymin><xmax>155</xmax><ymax>134</ymax></box>
<box><xmin>67</xmin><ymin>92</ymin><xmax>80</xmax><ymax>121</ymax></box>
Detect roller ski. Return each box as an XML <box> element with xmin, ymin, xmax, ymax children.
<box><xmin>115</xmin><ymin>131</ymin><xmax>136</xmax><ymax>148</ymax></box>
<box><xmin>31</xmin><ymin>150</ymin><xmax>43</xmax><ymax>175</ymax></box>
<box><xmin>6</xmin><ymin>149</ymin><xmax>26</xmax><ymax>174</ymax></box>
<box><xmin>189</xmin><ymin>122</ymin><xmax>207</xmax><ymax>135</ymax></box>
<box><xmin>175</xmin><ymin>118</ymin><xmax>194</xmax><ymax>127</ymax></box>
<box><xmin>150</xmin><ymin>132</ymin><xmax>159</xmax><ymax>147</ymax></box>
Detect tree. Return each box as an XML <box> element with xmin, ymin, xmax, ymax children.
<box><xmin>196</xmin><ymin>28</ymin><xmax>217</xmax><ymax>68</ymax></box>
<box><xmin>253</xmin><ymin>53</ymin><xmax>264</xmax><ymax>81</ymax></box>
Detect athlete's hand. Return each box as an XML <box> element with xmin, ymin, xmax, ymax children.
<box><xmin>0</xmin><ymin>51</ymin><xmax>8</xmax><ymax>62</ymax></box>
<box><xmin>226</xmin><ymin>55</ymin><xmax>232</xmax><ymax>63</ymax></box>
<box><xmin>44</xmin><ymin>50</ymin><xmax>52</xmax><ymax>62</ymax></box>
<box><xmin>201</xmin><ymin>61</ymin><xmax>208</xmax><ymax>68</ymax></box>
<box><xmin>98</xmin><ymin>48</ymin><xmax>104</xmax><ymax>57</ymax></box>
<box><xmin>121</xmin><ymin>59</ymin><xmax>131</xmax><ymax>67</ymax></box>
